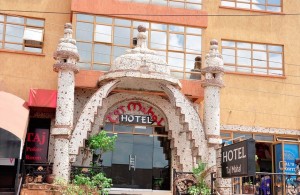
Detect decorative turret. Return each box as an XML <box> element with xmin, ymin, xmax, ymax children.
<box><xmin>51</xmin><ymin>23</ymin><xmax>79</xmax><ymax>181</ymax></box>
<box><xmin>201</xmin><ymin>39</ymin><xmax>224</xmax><ymax>145</ymax></box>
<box><xmin>98</xmin><ymin>25</ymin><xmax>181</xmax><ymax>88</ymax></box>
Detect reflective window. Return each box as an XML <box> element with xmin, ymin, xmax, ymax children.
<box><xmin>75</xmin><ymin>14</ymin><xmax>203</xmax><ymax>79</ymax></box>
<box><xmin>221</xmin><ymin>0</ymin><xmax>282</xmax><ymax>12</ymax></box>
<box><xmin>0</xmin><ymin>14</ymin><xmax>44</xmax><ymax>53</ymax></box>
<box><xmin>121</xmin><ymin>0</ymin><xmax>202</xmax><ymax>10</ymax></box>
<box><xmin>222</xmin><ymin>40</ymin><xmax>284</xmax><ymax>76</ymax></box>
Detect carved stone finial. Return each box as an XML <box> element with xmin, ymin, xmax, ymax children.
<box><xmin>210</xmin><ymin>39</ymin><xmax>218</xmax><ymax>46</ymax></box>
<box><xmin>64</xmin><ymin>23</ymin><xmax>72</xmax><ymax>30</ymax></box>
<box><xmin>138</xmin><ymin>25</ymin><xmax>146</xmax><ymax>32</ymax></box>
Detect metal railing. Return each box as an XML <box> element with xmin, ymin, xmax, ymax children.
<box><xmin>21</xmin><ymin>162</ymin><xmax>53</xmax><ymax>184</ymax></box>
<box><xmin>231</xmin><ymin>172</ymin><xmax>300</xmax><ymax>195</ymax></box>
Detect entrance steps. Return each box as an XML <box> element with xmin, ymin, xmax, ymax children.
<box><xmin>109</xmin><ymin>189</ymin><xmax>172</xmax><ymax>195</ymax></box>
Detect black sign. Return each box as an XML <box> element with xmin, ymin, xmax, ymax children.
<box><xmin>119</xmin><ymin>114</ymin><xmax>152</xmax><ymax>124</ymax></box>
<box><xmin>221</xmin><ymin>138</ymin><xmax>256</xmax><ymax>178</ymax></box>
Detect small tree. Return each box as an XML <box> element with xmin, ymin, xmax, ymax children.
<box><xmin>188</xmin><ymin>162</ymin><xmax>210</xmax><ymax>195</ymax></box>
<box><xmin>87</xmin><ymin>131</ymin><xmax>117</xmax><ymax>166</ymax></box>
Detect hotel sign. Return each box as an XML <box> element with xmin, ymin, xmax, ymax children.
<box><xmin>221</xmin><ymin>138</ymin><xmax>256</xmax><ymax>178</ymax></box>
<box><xmin>119</xmin><ymin>114</ymin><xmax>152</xmax><ymax>125</ymax></box>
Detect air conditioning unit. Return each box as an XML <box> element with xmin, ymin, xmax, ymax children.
<box><xmin>24</xmin><ymin>39</ymin><xmax>43</xmax><ymax>48</ymax></box>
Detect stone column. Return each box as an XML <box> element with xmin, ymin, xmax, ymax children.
<box><xmin>201</xmin><ymin>40</ymin><xmax>230</xmax><ymax>193</ymax></box>
<box><xmin>51</xmin><ymin>23</ymin><xmax>79</xmax><ymax>181</ymax></box>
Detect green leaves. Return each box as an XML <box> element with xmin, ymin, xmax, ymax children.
<box><xmin>188</xmin><ymin>162</ymin><xmax>211</xmax><ymax>195</ymax></box>
<box><xmin>88</xmin><ymin>131</ymin><xmax>117</xmax><ymax>154</ymax></box>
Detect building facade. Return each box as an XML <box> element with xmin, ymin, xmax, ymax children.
<box><xmin>0</xmin><ymin>0</ymin><xmax>300</xmax><ymax>194</ymax></box>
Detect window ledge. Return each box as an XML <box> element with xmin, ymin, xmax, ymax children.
<box><xmin>0</xmin><ymin>49</ymin><xmax>45</xmax><ymax>57</ymax></box>
<box><xmin>225</xmin><ymin>71</ymin><xmax>286</xmax><ymax>79</ymax></box>
<box><xmin>219</xmin><ymin>6</ymin><xmax>284</xmax><ymax>15</ymax></box>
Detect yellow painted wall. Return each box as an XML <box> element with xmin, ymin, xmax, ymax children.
<box><xmin>203</xmin><ymin>1</ymin><xmax>300</xmax><ymax>130</ymax></box>
<box><xmin>0</xmin><ymin>0</ymin><xmax>71</xmax><ymax>100</ymax></box>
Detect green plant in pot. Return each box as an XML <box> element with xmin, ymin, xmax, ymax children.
<box><xmin>87</xmin><ymin>131</ymin><xmax>117</xmax><ymax>166</ymax></box>
<box><xmin>188</xmin><ymin>162</ymin><xmax>210</xmax><ymax>195</ymax></box>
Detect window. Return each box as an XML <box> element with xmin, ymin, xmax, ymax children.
<box><xmin>0</xmin><ymin>14</ymin><xmax>45</xmax><ymax>53</ymax></box>
<box><xmin>121</xmin><ymin>0</ymin><xmax>202</xmax><ymax>10</ymax></box>
<box><xmin>75</xmin><ymin>13</ymin><xmax>203</xmax><ymax>79</ymax></box>
<box><xmin>221</xmin><ymin>0</ymin><xmax>282</xmax><ymax>12</ymax></box>
<box><xmin>222</xmin><ymin>40</ymin><xmax>283</xmax><ymax>76</ymax></box>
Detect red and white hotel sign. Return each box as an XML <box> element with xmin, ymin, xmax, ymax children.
<box><xmin>106</xmin><ymin>101</ymin><xmax>165</xmax><ymax>126</ymax></box>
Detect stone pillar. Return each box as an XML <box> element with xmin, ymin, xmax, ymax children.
<box><xmin>51</xmin><ymin>23</ymin><xmax>79</xmax><ymax>181</ymax></box>
<box><xmin>201</xmin><ymin>40</ymin><xmax>227</xmax><ymax>192</ymax></box>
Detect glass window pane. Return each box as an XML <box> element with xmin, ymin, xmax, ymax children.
<box><xmin>5</xmin><ymin>24</ymin><xmax>24</xmax><ymax>43</ymax></box>
<box><xmin>0</xmin><ymin>23</ymin><xmax>3</xmax><ymax>41</ymax></box>
<box><xmin>115</xmin><ymin>125</ymin><xmax>132</xmax><ymax>133</ymax></box>
<box><xmin>253</xmin><ymin>68</ymin><xmax>267</xmax><ymax>74</ymax></box>
<box><xmin>237</xmin><ymin>3</ymin><xmax>250</xmax><ymax>8</ymax></box>
<box><xmin>133</xmin><ymin>21</ymin><xmax>149</xmax><ymax>28</ymax></box>
<box><xmin>77</xmin><ymin>14</ymin><xmax>93</xmax><ymax>22</ymax></box>
<box><xmin>113</xmin><ymin>46</ymin><xmax>128</xmax><ymax>59</ymax></box>
<box><xmin>233</xmin><ymin>133</ymin><xmax>252</xmax><ymax>139</ymax></box>
<box><xmin>156</xmin><ymin>50</ymin><xmax>167</xmax><ymax>61</ymax></box>
<box><xmin>222</xmin><ymin>40</ymin><xmax>235</xmax><ymax>47</ymax></box>
<box><xmin>95</xmin><ymin>25</ymin><xmax>112</xmax><ymax>43</ymax></box>
<box><xmin>186</xmin><ymin>3</ymin><xmax>201</xmax><ymax>10</ymax></box>
<box><xmin>267</xmin><ymin>0</ymin><xmax>280</xmax><ymax>5</ymax></box>
<box><xmin>151</xmin><ymin>23</ymin><xmax>167</xmax><ymax>31</ymax></box>
<box><xmin>269</xmin><ymin>53</ymin><xmax>282</xmax><ymax>68</ymax></box>
<box><xmin>237</xmin><ymin>67</ymin><xmax>251</xmax><ymax>73</ymax></box>
<box><xmin>186</xmin><ymin>72</ymin><xmax>201</xmax><ymax>80</ymax></box>
<box><xmin>114</xmin><ymin>26</ymin><xmax>130</xmax><ymax>46</ymax></box>
<box><xmin>268</xmin><ymin>45</ymin><xmax>282</xmax><ymax>52</ymax></box>
<box><xmin>267</xmin><ymin>6</ymin><xmax>281</xmax><ymax>12</ymax></box>
<box><xmin>186</xmin><ymin>54</ymin><xmax>200</xmax><ymax>71</ymax></box>
<box><xmin>7</xmin><ymin>16</ymin><xmax>24</xmax><ymax>24</ymax></box>
<box><xmin>252</xmin><ymin>4</ymin><xmax>266</xmax><ymax>10</ymax></box>
<box><xmin>253</xmin><ymin>51</ymin><xmax>266</xmax><ymax>60</ymax></box>
<box><xmin>253</xmin><ymin>44</ymin><xmax>267</xmax><ymax>50</ymax></box>
<box><xmin>224</xmin><ymin>65</ymin><xmax>235</xmax><ymax>72</ymax></box>
<box><xmin>0</xmin><ymin>15</ymin><xmax>3</xmax><ymax>22</ymax></box>
<box><xmin>269</xmin><ymin>69</ymin><xmax>283</xmax><ymax>76</ymax></box>
<box><xmin>222</xmin><ymin>49</ymin><xmax>235</xmax><ymax>64</ymax></box>
<box><xmin>77</xmin><ymin>42</ymin><xmax>92</xmax><ymax>62</ymax></box>
<box><xmin>254</xmin><ymin>134</ymin><xmax>274</xmax><ymax>141</ymax></box>
<box><xmin>94</xmin><ymin>44</ymin><xmax>111</xmax><ymax>64</ymax></box>
<box><xmin>150</xmin><ymin>31</ymin><xmax>166</xmax><ymax>50</ymax></box>
<box><xmin>76</xmin><ymin>22</ymin><xmax>93</xmax><ymax>42</ymax></box>
<box><xmin>4</xmin><ymin>43</ymin><xmax>22</xmax><ymax>50</ymax></box>
<box><xmin>169</xmin><ymin>25</ymin><xmax>184</xmax><ymax>33</ymax></box>
<box><xmin>152</xmin><ymin>0</ymin><xmax>167</xmax><ymax>5</ymax></box>
<box><xmin>186</xmin><ymin>27</ymin><xmax>202</xmax><ymax>35</ymax></box>
<box><xmin>115</xmin><ymin>18</ymin><xmax>131</xmax><ymax>26</ymax></box>
<box><xmin>168</xmin><ymin>52</ymin><xmax>184</xmax><ymax>71</ymax></box>
<box><xmin>26</xmin><ymin>19</ymin><xmax>44</xmax><ymax>27</ymax></box>
<box><xmin>169</xmin><ymin>33</ymin><xmax>184</xmax><ymax>51</ymax></box>
<box><xmin>237</xmin><ymin>50</ymin><xmax>251</xmax><ymax>66</ymax></box>
<box><xmin>78</xmin><ymin>62</ymin><xmax>91</xmax><ymax>69</ymax></box>
<box><xmin>104</xmin><ymin>123</ymin><xmax>113</xmax><ymax>131</ymax></box>
<box><xmin>169</xmin><ymin>1</ymin><xmax>184</xmax><ymax>8</ymax></box>
<box><xmin>93</xmin><ymin>64</ymin><xmax>110</xmax><ymax>71</ymax></box>
<box><xmin>253</xmin><ymin>59</ymin><xmax>267</xmax><ymax>67</ymax></box>
<box><xmin>96</xmin><ymin>16</ymin><xmax>112</xmax><ymax>24</ymax></box>
<box><xmin>24</xmin><ymin>47</ymin><xmax>42</xmax><ymax>53</ymax></box>
<box><xmin>186</xmin><ymin>35</ymin><xmax>201</xmax><ymax>52</ymax></box>
<box><xmin>134</xmin><ymin>126</ymin><xmax>152</xmax><ymax>134</ymax></box>
<box><xmin>237</xmin><ymin>42</ymin><xmax>251</xmax><ymax>49</ymax></box>
<box><xmin>24</xmin><ymin>28</ymin><xmax>43</xmax><ymax>41</ymax></box>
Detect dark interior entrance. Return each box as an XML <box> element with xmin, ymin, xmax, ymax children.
<box><xmin>101</xmin><ymin>124</ymin><xmax>171</xmax><ymax>190</ymax></box>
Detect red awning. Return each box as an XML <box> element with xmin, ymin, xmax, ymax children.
<box><xmin>28</xmin><ymin>89</ymin><xmax>57</xmax><ymax>108</ymax></box>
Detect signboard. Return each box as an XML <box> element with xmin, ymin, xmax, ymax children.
<box><xmin>275</xmin><ymin>143</ymin><xmax>299</xmax><ymax>174</ymax></box>
<box><xmin>221</xmin><ymin>138</ymin><xmax>256</xmax><ymax>178</ymax></box>
<box><xmin>119</xmin><ymin>114</ymin><xmax>152</xmax><ymax>125</ymax></box>
<box><xmin>25</xmin><ymin>128</ymin><xmax>49</xmax><ymax>163</ymax></box>
<box><xmin>0</xmin><ymin>158</ymin><xmax>15</xmax><ymax>166</ymax></box>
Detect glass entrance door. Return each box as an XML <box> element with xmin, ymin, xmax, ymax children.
<box><xmin>102</xmin><ymin>124</ymin><xmax>171</xmax><ymax>190</ymax></box>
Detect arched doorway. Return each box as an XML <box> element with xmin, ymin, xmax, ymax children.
<box><xmin>100</xmin><ymin>123</ymin><xmax>171</xmax><ymax>190</ymax></box>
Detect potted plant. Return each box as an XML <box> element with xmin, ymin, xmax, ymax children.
<box><xmin>153</xmin><ymin>178</ymin><xmax>163</xmax><ymax>190</ymax></box>
<box><xmin>243</xmin><ymin>181</ymin><xmax>255</xmax><ymax>194</ymax></box>
<box><xmin>188</xmin><ymin>162</ymin><xmax>210</xmax><ymax>195</ymax></box>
